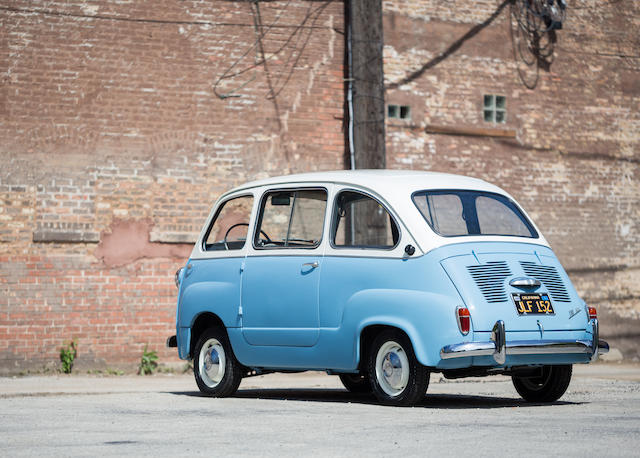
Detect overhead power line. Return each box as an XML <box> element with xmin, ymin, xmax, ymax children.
<box><xmin>0</xmin><ymin>5</ymin><xmax>331</xmax><ymax>29</ymax></box>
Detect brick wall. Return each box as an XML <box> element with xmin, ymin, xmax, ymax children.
<box><xmin>1</xmin><ymin>0</ymin><xmax>638</xmax><ymax>373</ymax></box>
<box><xmin>383</xmin><ymin>0</ymin><xmax>640</xmax><ymax>359</ymax></box>
<box><xmin>0</xmin><ymin>0</ymin><xmax>345</xmax><ymax>373</ymax></box>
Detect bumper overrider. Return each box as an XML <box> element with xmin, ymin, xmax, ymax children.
<box><xmin>440</xmin><ymin>319</ymin><xmax>609</xmax><ymax>365</ymax></box>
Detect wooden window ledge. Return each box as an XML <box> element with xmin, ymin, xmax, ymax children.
<box><xmin>425</xmin><ymin>124</ymin><xmax>517</xmax><ymax>138</ymax></box>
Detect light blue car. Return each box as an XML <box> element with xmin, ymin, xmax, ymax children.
<box><xmin>167</xmin><ymin>170</ymin><xmax>608</xmax><ymax>406</ymax></box>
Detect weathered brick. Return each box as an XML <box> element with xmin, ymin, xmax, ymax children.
<box><xmin>1</xmin><ymin>0</ymin><xmax>638</xmax><ymax>372</ymax></box>
<box><xmin>383</xmin><ymin>0</ymin><xmax>639</xmax><ymax>359</ymax></box>
<box><xmin>0</xmin><ymin>0</ymin><xmax>345</xmax><ymax>373</ymax></box>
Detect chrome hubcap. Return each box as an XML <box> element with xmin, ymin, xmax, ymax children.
<box><xmin>198</xmin><ymin>338</ymin><xmax>226</xmax><ymax>388</ymax></box>
<box><xmin>375</xmin><ymin>341</ymin><xmax>410</xmax><ymax>397</ymax></box>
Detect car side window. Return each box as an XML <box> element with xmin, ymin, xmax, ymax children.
<box><xmin>332</xmin><ymin>190</ymin><xmax>399</xmax><ymax>249</ymax></box>
<box><xmin>255</xmin><ymin>189</ymin><xmax>327</xmax><ymax>249</ymax></box>
<box><xmin>203</xmin><ymin>195</ymin><xmax>253</xmax><ymax>251</ymax></box>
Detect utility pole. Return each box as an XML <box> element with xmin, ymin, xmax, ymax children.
<box><xmin>347</xmin><ymin>0</ymin><xmax>386</xmax><ymax>170</ymax></box>
<box><xmin>343</xmin><ymin>0</ymin><xmax>387</xmax><ymax>246</ymax></box>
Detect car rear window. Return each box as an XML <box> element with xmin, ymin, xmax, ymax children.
<box><xmin>412</xmin><ymin>190</ymin><xmax>537</xmax><ymax>238</ymax></box>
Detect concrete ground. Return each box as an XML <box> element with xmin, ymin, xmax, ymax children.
<box><xmin>1</xmin><ymin>362</ymin><xmax>639</xmax><ymax>457</ymax></box>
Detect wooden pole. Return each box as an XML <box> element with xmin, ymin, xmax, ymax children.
<box><xmin>348</xmin><ymin>0</ymin><xmax>386</xmax><ymax>170</ymax></box>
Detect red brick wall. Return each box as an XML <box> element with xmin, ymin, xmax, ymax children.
<box><xmin>0</xmin><ymin>0</ymin><xmax>345</xmax><ymax>373</ymax></box>
<box><xmin>1</xmin><ymin>0</ymin><xmax>638</xmax><ymax>372</ymax></box>
<box><xmin>383</xmin><ymin>0</ymin><xmax>640</xmax><ymax>359</ymax></box>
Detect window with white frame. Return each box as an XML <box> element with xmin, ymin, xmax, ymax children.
<box><xmin>483</xmin><ymin>95</ymin><xmax>506</xmax><ymax>123</ymax></box>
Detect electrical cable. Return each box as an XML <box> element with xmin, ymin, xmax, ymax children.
<box><xmin>0</xmin><ymin>4</ymin><xmax>329</xmax><ymax>28</ymax></box>
<box><xmin>213</xmin><ymin>0</ymin><xmax>334</xmax><ymax>99</ymax></box>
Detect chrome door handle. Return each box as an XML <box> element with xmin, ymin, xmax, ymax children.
<box><xmin>302</xmin><ymin>261</ymin><xmax>319</xmax><ymax>269</ymax></box>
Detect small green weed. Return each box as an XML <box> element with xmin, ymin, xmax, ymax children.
<box><xmin>59</xmin><ymin>340</ymin><xmax>77</xmax><ymax>374</ymax></box>
<box><xmin>86</xmin><ymin>368</ymin><xmax>124</xmax><ymax>376</ymax></box>
<box><xmin>138</xmin><ymin>345</ymin><xmax>158</xmax><ymax>375</ymax></box>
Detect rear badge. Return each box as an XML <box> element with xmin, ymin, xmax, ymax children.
<box><xmin>568</xmin><ymin>307</ymin><xmax>581</xmax><ymax>319</ymax></box>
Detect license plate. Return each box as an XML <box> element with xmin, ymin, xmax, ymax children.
<box><xmin>512</xmin><ymin>293</ymin><xmax>555</xmax><ymax>315</ymax></box>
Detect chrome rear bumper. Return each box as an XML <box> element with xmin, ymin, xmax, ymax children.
<box><xmin>440</xmin><ymin>319</ymin><xmax>609</xmax><ymax>364</ymax></box>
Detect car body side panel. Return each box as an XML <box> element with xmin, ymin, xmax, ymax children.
<box><xmin>177</xmin><ymin>238</ymin><xmax>595</xmax><ymax>373</ymax></box>
<box><xmin>241</xmin><ymin>255</ymin><xmax>321</xmax><ymax>347</ymax></box>
<box><xmin>228</xmin><ymin>328</ymin><xmax>346</xmax><ymax>369</ymax></box>
<box><xmin>232</xmin><ymin>242</ymin><xmax>592</xmax><ymax>370</ymax></box>
<box><xmin>322</xmin><ymin>255</ymin><xmax>467</xmax><ymax>368</ymax></box>
<box><xmin>317</xmin><ymin>255</ymin><xmax>463</xmax><ymax>327</ymax></box>
<box><xmin>228</xmin><ymin>287</ymin><xmax>460</xmax><ymax>370</ymax></box>
<box><xmin>227</xmin><ymin>255</ymin><xmax>466</xmax><ymax>369</ymax></box>
<box><xmin>342</xmin><ymin>289</ymin><xmax>463</xmax><ymax>367</ymax></box>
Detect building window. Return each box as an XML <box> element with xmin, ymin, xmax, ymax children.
<box><xmin>388</xmin><ymin>104</ymin><xmax>411</xmax><ymax>120</ymax></box>
<box><xmin>483</xmin><ymin>95</ymin><xmax>506</xmax><ymax>123</ymax></box>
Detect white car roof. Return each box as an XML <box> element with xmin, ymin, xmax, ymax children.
<box><xmin>227</xmin><ymin>169</ymin><xmax>505</xmax><ymax>197</ymax></box>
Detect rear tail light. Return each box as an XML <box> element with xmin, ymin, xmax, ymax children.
<box><xmin>588</xmin><ymin>306</ymin><xmax>597</xmax><ymax>320</ymax></box>
<box><xmin>456</xmin><ymin>306</ymin><xmax>471</xmax><ymax>335</ymax></box>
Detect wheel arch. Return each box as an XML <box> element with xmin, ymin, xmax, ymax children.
<box><xmin>189</xmin><ymin>312</ymin><xmax>226</xmax><ymax>359</ymax></box>
<box><xmin>358</xmin><ymin>324</ymin><xmax>412</xmax><ymax>371</ymax></box>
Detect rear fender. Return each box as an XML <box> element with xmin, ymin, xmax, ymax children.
<box><xmin>342</xmin><ymin>289</ymin><xmax>464</xmax><ymax>368</ymax></box>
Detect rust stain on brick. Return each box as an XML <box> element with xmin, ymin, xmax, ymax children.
<box><xmin>95</xmin><ymin>219</ymin><xmax>191</xmax><ymax>267</ymax></box>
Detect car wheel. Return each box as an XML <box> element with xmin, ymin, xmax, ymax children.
<box><xmin>193</xmin><ymin>327</ymin><xmax>243</xmax><ymax>397</ymax></box>
<box><xmin>367</xmin><ymin>330</ymin><xmax>429</xmax><ymax>406</ymax></box>
<box><xmin>512</xmin><ymin>365</ymin><xmax>572</xmax><ymax>402</ymax></box>
<box><xmin>339</xmin><ymin>372</ymin><xmax>372</xmax><ymax>393</ymax></box>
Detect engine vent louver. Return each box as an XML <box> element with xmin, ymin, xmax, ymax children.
<box><xmin>519</xmin><ymin>261</ymin><xmax>571</xmax><ymax>302</ymax></box>
<box><xmin>467</xmin><ymin>261</ymin><xmax>512</xmax><ymax>303</ymax></box>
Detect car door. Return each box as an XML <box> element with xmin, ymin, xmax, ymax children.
<box><xmin>240</xmin><ymin>188</ymin><xmax>327</xmax><ymax>347</ymax></box>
